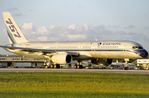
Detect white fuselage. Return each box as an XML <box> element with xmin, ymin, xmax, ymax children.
<box><xmin>7</xmin><ymin>40</ymin><xmax>146</xmax><ymax>60</ymax></box>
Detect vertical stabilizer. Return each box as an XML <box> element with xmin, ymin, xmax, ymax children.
<box><xmin>3</xmin><ymin>12</ymin><xmax>28</xmax><ymax>44</ymax></box>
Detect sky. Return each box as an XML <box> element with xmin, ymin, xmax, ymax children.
<box><xmin>0</xmin><ymin>0</ymin><xmax>149</xmax><ymax>54</ymax></box>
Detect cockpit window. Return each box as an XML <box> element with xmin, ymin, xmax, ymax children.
<box><xmin>132</xmin><ymin>46</ymin><xmax>143</xmax><ymax>49</ymax></box>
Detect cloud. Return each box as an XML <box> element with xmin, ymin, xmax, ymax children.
<box><xmin>37</xmin><ymin>36</ymin><xmax>48</xmax><ymax>41</ymax></box>
<box><xmin>68</xmin><ymin>24</ymin><xmax>76</xmax><ymax>30</ymax></box>
<box><xmin>83</xmin><ymin>24</ymin><xmax>89</xmax><ymax>31</ymax></box>
<box><xmin>29</xmin><ymin>24</ymin><xmax>128</xmax><ymax>41</ymax></box>
<box><xmin>67</xmin><ymin>24</ymin><xmax>89</xmax><ymax>32</ymax></box>
<box><xmin>22</xmin><ymin>23</ymin><xmax>33</xmax><ymax>30</ymax></box>
<box><xmin>126</xmin><ymin>25</ymin><xmax>136</xmax><ymax>29</ymax></box>
<box><xmin>37</xmin><ymin>26</ymin><xmax>49</xmax><ymax>34</ymax></box>
<box><xmin>66</xmin><ymin>34</ymin><xmax>87</xmax><ymax>40</ymax></box>
<box><xmin>25</xmin><ymin>24</ymin><xmax>146</xmax><ymax>42</ymax></box>
<box><xmin>49</xmin><ymin>25</ymin><xmax>55</xmax><ymax>30</ymax></box>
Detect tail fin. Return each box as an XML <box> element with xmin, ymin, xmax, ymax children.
<box><xmin>2</xmin><ymin>12</ymin><xmax>28</xmax><ymax>44</ymax></box>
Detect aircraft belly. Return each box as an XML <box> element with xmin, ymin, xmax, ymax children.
<box><xmin>90</xmin><ymin>51</ymin><xmax>140</xmax><ymax>59</ymax></box>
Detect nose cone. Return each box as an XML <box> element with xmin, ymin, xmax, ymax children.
<box><xmin>139</xmin><ymin>50</ymin><xmax>148</xmax><ymax>58</ymax></box>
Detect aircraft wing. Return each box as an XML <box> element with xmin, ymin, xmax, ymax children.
<box><xmin>0</xmin><ymin>45</ymin><xmax>80</xmax><ymax>57</ymax></box>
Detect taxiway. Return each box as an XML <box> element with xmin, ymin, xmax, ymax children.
<box><xmin>0</xmin><ymin>68</ymin><xmax>149</xmax><ymax>74</ymax></box>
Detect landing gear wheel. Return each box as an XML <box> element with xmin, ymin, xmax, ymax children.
<box><xmin>79</xmin><ymin>65</ymin><xmax>83</xmax><ymax>69</ymax></box>
<box><xmin>124</xmin><ymin>67</ymin><xmax>129</xmax><ymax>70</ymax></box>
<box><xmin>68</xmin><ymin>64</ymin><xmax>72</xmax><ymax>68</ymax></box>
<box><xmin>124</xmin><ymin>58</ymin><xmax>129</xmax><ymax>70</ymax></box>
<box><xmin>56</xmin><ymin>64</ymin><xmax>60</xmax><ymax>68</ymax></box>
<box><xmin>49</xmin><ymin>64</ymin><xmax>54</xmax><ymax>68</ymax></box>
<box><xmin>75</xmin><ymin>64</ymin><xmax>83</xmax><ymax>69</ymax></box>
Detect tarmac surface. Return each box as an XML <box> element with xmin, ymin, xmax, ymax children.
<box><xmin>0</xmin><ymin>68</ymin><xmax>149</xmax><ymax>74</ymax></box>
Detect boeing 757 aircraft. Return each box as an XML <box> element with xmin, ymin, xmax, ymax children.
<box><xmin>0</xmin><ymin>12</ymin><xmax>148</xmax><ymax>68</ymax></box>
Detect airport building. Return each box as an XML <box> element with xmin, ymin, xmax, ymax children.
<box><xmin>0</xmin><ymin>55</ymin><xmax>45</xmax><ymax>68</ymax></box>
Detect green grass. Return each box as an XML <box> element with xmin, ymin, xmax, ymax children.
<box><xmin>0</xmin><ymin>72</ymin><xmax>149</xmax><ymax>98</ymax></box>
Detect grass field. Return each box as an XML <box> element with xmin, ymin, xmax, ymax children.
<box><xmin>0</xmin><ymin>71</ymin><xmax>149</xmax><ymax>98</ymax></box>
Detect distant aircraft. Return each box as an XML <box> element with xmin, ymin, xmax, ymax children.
<box><xmin>0</xmin><ymin>12</ymin><xmax>148</xmax><ymax>69</ymax></box>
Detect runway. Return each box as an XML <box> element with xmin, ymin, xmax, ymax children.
<box><xmin>0</xmin><ymin>68</ymin><xmax>149</xmax><ymax>74</ymax></box>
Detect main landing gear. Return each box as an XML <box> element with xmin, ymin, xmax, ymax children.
<box><xmin>44</xmin><ymin>61</ymin><xmax>61</xmax><ymax>68</ymax></box>
<box><xmin>75</xmin><ymin>62</ymin><xmax>84</xmax><ymax>69</ymax></box>
<box><xmin>124</xmin><ymin>58</ymin><xmax>129</xmax><ymax>70</ymax></box>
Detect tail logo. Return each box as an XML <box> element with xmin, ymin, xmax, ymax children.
<box><xmin>6</xmin><ymin>18</ymin><xmax>21</xmax><ymax>38</ymax></box>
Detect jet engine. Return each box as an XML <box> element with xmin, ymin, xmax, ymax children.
<box><xmin>51</xmin><ymin>53</ymin><xmax>72</xmax><ymax>64</ymax></box>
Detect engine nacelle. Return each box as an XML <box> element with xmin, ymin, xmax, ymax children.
<box><xmin>51</xmin><ymin>53</ymin><xmax>72</xmax><ymax>64</ymax></box>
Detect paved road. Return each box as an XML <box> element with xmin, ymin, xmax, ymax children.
<box><xmin>0</xmin><ymin>68</ymin><xmax>149</xmax><ymax>74</ymax></box>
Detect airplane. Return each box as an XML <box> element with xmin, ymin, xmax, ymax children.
<box><xmin>0</xmin><ymin>11</ymin><xmax>148</xmax><ymax>69</ymax></box>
